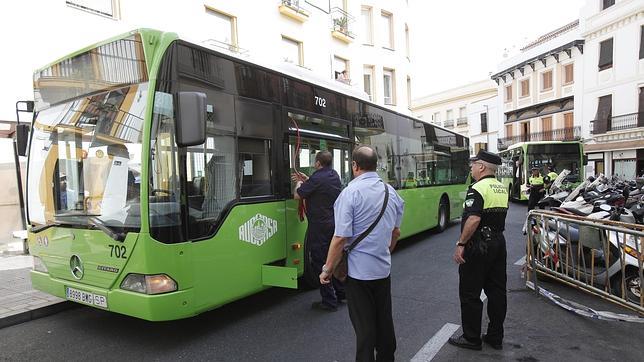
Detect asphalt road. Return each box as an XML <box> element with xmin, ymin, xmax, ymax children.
<box><xmin>1</xmin><ymin>202</ymin><xmax>642</xmax><ymax>361</ymax></box>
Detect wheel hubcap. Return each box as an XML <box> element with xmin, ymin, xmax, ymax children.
<box><xmin>627</xmin><ymin>276</ymin><xmax>641</xmax><ymax>298</ymax></box>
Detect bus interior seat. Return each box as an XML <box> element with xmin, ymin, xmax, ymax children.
<box><xmin>188</xmin><ymin>176</ymin><xmax>205</xmax><ymax>210</ymax></box>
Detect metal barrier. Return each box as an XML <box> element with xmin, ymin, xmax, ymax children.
<box><xmin>526</xmin><ymin>210</ymin><xmax>644</xmax><ymax>316</ymax></box>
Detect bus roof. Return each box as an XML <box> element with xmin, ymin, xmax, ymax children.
<box><xmin>500</xmin><ymin>140</ymin><xmax>582</xmax><ymax>152</ymax></box>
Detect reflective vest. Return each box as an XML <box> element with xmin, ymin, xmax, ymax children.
<box><xmin>472</xmin><ymin>177</ymin><xmax>509</xmax><ymax>210</ymax></box>
<box><xmin>529</xmin><ymin>175</ymin><xmax>544</xmax><ymax>186</ymax></box>
<box><xmin>547</xmin><ymin>171</ymin><xmax>558</xmax><ymax>181</ymax></box>
<box><xmin>471</xmin><ymin>176</ymin><xmax>508</xmax><ymax>231</ymax></box>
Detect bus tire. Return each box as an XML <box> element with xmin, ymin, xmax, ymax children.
<box><xmin>437</xmin><ymin>198</ymin><xmax>449</xmax><ymax>232</ymax></box>
<box><xmin>301</xmin><ymin>235</ymin><xmax>320</xmax><ymax>289</ymax></box>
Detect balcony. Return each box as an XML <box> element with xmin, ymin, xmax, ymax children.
<box><xmin>331</xmin><ymin>7</ymin><xmax>355</xmax><ymax>43</ymax></box>
<box><xmin>278</xmin><ymin>0</ymin><xmax>310</xmax><ymax>22</ymax></box>
<box><xmin>590</xmin><ymin>112</ymin><xmax>643</xmax><ymax>135</ymax></box>
<box><xmin>456</xmin><ymin>117</ymin><xmax>468</xmax><ymax>126</ymax></box>
<box><xmin>444</xmin><ymin>119</ymin><xmax>454</xmax><ymax>128</ymax></box>
<box><xmin>497</xmin><ymin>126</ymin><xmax>581</xmax><ymax>150</ymax></box>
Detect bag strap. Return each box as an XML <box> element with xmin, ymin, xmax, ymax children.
<box><xmin>347</xmin><ymin>180</ymin><xmax>390</xmax><ymax>252</ymax></box>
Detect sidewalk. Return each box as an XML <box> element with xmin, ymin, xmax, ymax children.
<box><xmin>0</xmin><ymin>251</ymin><xmax>71</xmax><ymax>329</ymax></box>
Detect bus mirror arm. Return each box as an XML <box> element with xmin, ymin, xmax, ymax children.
<box><xmin>175</xmin><ymin>92</ymin><xmax>207</xmax><ymax>147</ymax></box>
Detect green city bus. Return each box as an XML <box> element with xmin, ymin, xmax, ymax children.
<box><xmin>26</xmin><ymin>29</ymin><xmax>470</xmax><ymax>321</ymax></box>
<box><xmin>498</xmin><ymin>141</ymin><xmax>585</xmax><ymax>201</ymax></box>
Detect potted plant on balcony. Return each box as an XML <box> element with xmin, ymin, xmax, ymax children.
<box><xmin>334</xmin><ymin>16</ymin><xmax>348</xmax><ymax>34</ymax></box>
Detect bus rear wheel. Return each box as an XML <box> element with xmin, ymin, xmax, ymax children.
<box><xmin>437</xmin><ymin>199</ymin><xmax>449</xmax><ymax>232</ymax></box>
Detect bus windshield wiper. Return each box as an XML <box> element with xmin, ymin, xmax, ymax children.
<box><xmin>31</xmin><ymin>222</ymin><xmax>62</xmax><ymax>233</ymax></box>
<box><xmin>87</xmin><ymin>217</ymin><xmax>125</xmax><ymax>242</ymax></box>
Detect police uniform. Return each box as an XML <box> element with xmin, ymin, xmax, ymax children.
<box><xmin>297</xmin><ymin>166</ymin><xmax>344</xmax><ymax>308</ymax></box>
<box><xmin>458</xmin><ymin>151</ymin><xmax>508</xmax><ymax>347</ymax></box>
<box><xmin>527</xmin><ymin>169</ymin><xmax>544</xmax><ymax>211</ymax></box>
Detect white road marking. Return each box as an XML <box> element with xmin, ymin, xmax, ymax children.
<box><xmin>480</xmin><ymin>290</ymin><xmax>487</xmax><ymax>302</ymax></box>
<box><xmin>410</xmin><ymin>323</ymin><xmax>461</xmax><ymax>362</ymax></box>
<box><xmin>514</xmin><ymin>255</ymin><xmax>526</xmax><ymax>266</ymax></box>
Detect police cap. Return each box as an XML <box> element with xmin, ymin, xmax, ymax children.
<box><xmin>470</xmin><ymin>150</ymin><xmax>501</xmax><ymax>165</ymax></box>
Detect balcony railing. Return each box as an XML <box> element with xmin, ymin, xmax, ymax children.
<box><xmin>331</xmin><ymin>7</ymin><xmax>356</xmax><ymax>39</ymax></box>
<box><xmin>279</xmin><ymin>0</ymin><xmax>310</xmax><ymax>22</ymax></box>
<box><xmin>456</xmin><ymin>117</ymin><xmax>468</xmax><ymax>126</ymax></box>
<box><xmin>497</xmin><ymin>126</ymin><xmax>581</xmax><ymax>150</ymax></box>
<box><xmin>444</xmin><ymin>119</ymin><xmax>454</xmax><ymax>128</ymax></box>
<box><xmin>590</xmin><ymin>112</ymin><xmax>643</xmax><ymax>135</ymax></box>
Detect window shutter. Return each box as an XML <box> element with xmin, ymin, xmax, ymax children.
<box><xmin>594</xmin><ymin>95</ymin><xmax>612</xmax><ymax>133</ymax></box>
<box><xmin>640</xmin><ymin>26</ymin><xmax>644</xmax><ymax>60</ymax></box>
<box><xmin>598</xmin><ymin>39</ymin><xmax>613</xmax><ymax>70</ymax></box>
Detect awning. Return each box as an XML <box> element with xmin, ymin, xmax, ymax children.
<box><xmin>584</xmin><ymin>140</ymin><xmax>644</xmax><ymax>153</ymax></box>
<box><xmin>505</xmin><ymin>96</ymin><xmax>573</xmax><ymax>123</ymax></box>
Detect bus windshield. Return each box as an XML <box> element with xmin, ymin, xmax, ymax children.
<box><xmin>28</xmin><ymin>33</ymin><xmax>149</xmax><ymax>231</ymax></box>
<box><xmin>527</xmin><ymin>143</ymin><xmax>581</xmax><ymax>180</ymax></box>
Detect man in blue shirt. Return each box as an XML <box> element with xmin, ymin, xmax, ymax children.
<box><xmin>320</xmin><ymin>146</ymin><xmax>404</xmax><ymax>362</ymax></box>
<box><xmin>293</xmin><ymin>150</ymin><xmax>344</xmax><ymax>311</ymax></box>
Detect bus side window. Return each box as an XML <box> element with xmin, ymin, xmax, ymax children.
<box><xmin>239</xmin><ymin>138</ymin><xmax>272</xmax><ymax>198</ymax></box>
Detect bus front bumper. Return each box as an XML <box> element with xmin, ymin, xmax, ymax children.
<box><xmin>31</xmin><ymin>271</ymin><xmax>195</xmax><ymax>321</ymax></box>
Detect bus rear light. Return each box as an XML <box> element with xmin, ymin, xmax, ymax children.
<box><xmin>293</xmin><ymin>259</ymin><xmax>300</xmax><ymax>265</ymax></box>
<box><xmin>291</xmin><ymin>243</ymin><xmax>302</xmax><ymax>250</ymax></box>
<box><xmin>33</xmin><ymin>256</ymin><xmax>48</xmax><ymax>273</ymax></box>
<box><xmin>120</xmin><ymin>273</ymin><xmax>177</xmax><ymax>295</ymax></box>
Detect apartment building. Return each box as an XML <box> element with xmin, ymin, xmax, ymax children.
<box><xmin>0</xmin><ymin>0</ymin><xmax>415</xmax><ymax>123</ymax></box>
<box><xmin>491</xmin><ymin>21</ymin><xmax>584</xmax><ymax>151</ymax></box>
<box><xmin>410</xmin><ymin>80</ymin><xmax>497</xmax><ymax>151</ymax></box>
<box><xmin>580</xmin><ymin>0</ymin><xmax>644</xmax><ymax>179</ymax></box>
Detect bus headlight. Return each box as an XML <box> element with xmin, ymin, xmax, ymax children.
<box><xmin>120</xmin><ymin>273</ymin><xmax>178</xmax><ymax>294</ymax></box>
<box><xmin>33</xmin><ymin>256</ymin><xmax>48</xmax><ymax>273</ymax></box>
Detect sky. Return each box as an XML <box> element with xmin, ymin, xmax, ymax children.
<box><xmin>409</xmin><ymin>0</ymin><xmax>586</xmax><ymax>97</ymax></box>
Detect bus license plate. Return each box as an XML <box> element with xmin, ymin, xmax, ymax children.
<box><xmin>65</xmin><ymin>287</ymin><xmax>108</xmax><ymax>309</ymax></box>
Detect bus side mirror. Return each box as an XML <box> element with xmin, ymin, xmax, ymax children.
<box><xmin>583</xmin><ymin>155</ymin><xmax>588</xmax><ymax>166</ymax></box>
<box><xmin>175</xmin><ymin>92</ymin><xmax>207</xmax><ymax>147</ymax></box>
<box><xmin>16</xmin><ymin>124</ymin><xmax>30</xmax><ymax>156</ymax></box>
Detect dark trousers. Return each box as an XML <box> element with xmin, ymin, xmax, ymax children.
<box><xmin>527</xmin><ymin>189</ymin><xmax>542</xmax><ymax>211</ymax></box>
<box><xmin>346</xmin><ymin>276</ymin><xmax>396</xmax><ymax>362</ymax></box>
<box><xmin>458</xmin><ymin>235</ymin><xmax>507</xmax><ymax>344</ymax></box>
<box><xmin>308</xmin><ymin>222</ymin><xmax>345</xmax><ymax>307</ymax></box>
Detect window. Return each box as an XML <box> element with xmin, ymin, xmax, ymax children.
<box><xmin>594</xmin><ymin>94</ymin><xmax>612</xmax><ymax>133</ymax></box>
<box><xmin>640</xmin><ymin>25</ymin><xmax>644</xmax><ymax>59</ymax></box>
<box><xmin>505</xmin><ymin>124</ymin><xmax>513</xmax><ymax>138</ymax></box>
<box><xmin>66</xmin><ymin>0</ymin><xmax>118</xmax><ymax>18</ymax></box>
<box><xmin>433</xmin><ymin>112</ymin><xmax>440</xmax><ymax>124</ymax></box>
<box><xmin>599</xmin><ymin>38</ymin><xmax>613</xmax><ymax>71</ymax></box>
<box><xmin>480</xmin><ymin>113</ymin><xmax>488</xmax><ymax>133</ymax></box>
<box><xmin>520</xmin><ymin>79</ymin><xmax>530</xmax><ymax>97</ymax></box>
<box><xmin>505</xmin><ymin>84</ymin><xmax>513</xmax><ymax>102</ymax></box>
<box><xmin>205</xmin><ymin>7</ymin><xmax>238</xmax><ymax>50</ymax></box>
<box><xmin>405</xmin><ymin>24</ymin><xmax>410</xmax><ymax>59</ymax></box>
<box><xmin>363</xmin><ymin>65</ymin><xmax>375</xmax><ymax>100</ymax></box>
<box><xmin>541</xmin><ymin>70</ymin><xmax>552</xmax><ymax>91</ymax></box>
<box><xmin>361</xmin><ymin>6</ymin><xmax>373</xmax><ymax>45</ymax></box>
<box><xmin>446</xmin><ymin>109</ymin><xmax>453</xmax><ymax>122</ymax></box>
<box><xmin>383</xmin><ymin>68</ymin><xmax>395</xmax><ymax>105</ymax></box>
<box><xmin>406</xmin><ymin>76</ymin><xmax>412</xmax><ymax>108</ymax></box>
<box><xmin>381</xmin><ymin>11</ymin><xmax>394</xmax><ymax>49</ymax></box>
<box><xmin>333</xmin><ymin>56</ymin><xmax>350</xmax><ymax>84</ymax></box>
<box><xmin>541</xmin><ymin>116</ymin><xmax>553</xmax><ymax>141</ymax></box>
<box><xmin>601</xmin><ymin>0</ymin><xmax>615</xmax><ymax>10</ymax></box>
<box><xmin>282</xmin><ymin>36</ymin><xmax>303</xmax><ymax>66</ymax></box>
<box><xmin>239</xmin><ymin>138</ymin><xmax>272</xmax><ymax>198</ymax></box>
<box><xmin>564</xmin><ymin>63</ymin><xmax>574</xmax><ymax>84</ymax></box>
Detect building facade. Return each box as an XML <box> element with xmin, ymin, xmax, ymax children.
<box><xmin>467</xmin><ymin>95</ymin><xmax>501</xmax><ymax>154</ymax></box>
<box><xmin>410</xmin><ymin>79</ymin><xmax>497</xmax><ymax>154</ymax></box>
<box><xmin>491</xmin><ymin>21</ymin><xmax>584</xmax><ymax>152</ymax></box>
<box><xmin>0</xmin><ymin>0</ymin><xmax>415</xmax><ymax>123</ymax></box>
<box><xmin>580</xmin><ymin>0</ymin><xmax>644</xmax><ymax>179</ymax></box>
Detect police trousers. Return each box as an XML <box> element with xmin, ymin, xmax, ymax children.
<box><xmin>307</xmin><ymin>222</ymin><xmax>345</xmax><ymax>307</ymax></box>
<box><xmin>458</xmin><ymin>234</ymin><xmax>507</xmax><ymax>344</ymax></box>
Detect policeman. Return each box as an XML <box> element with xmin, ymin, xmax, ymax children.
<box><xmin>527</xmin><ymin>167</ymin><xmax>544</xmax><ymax>211</ymax></box>
<box><xmin>293</xmin><ymin>151</ymin><xmax>345</xmax><ymax>311</ymax></box>
<box><xmin>544</xmin><ymin>165</ymin><xmax>558</xmax><ymax>194</ymax></box>
<box><xmin>449</xmin><ymin>150</ymin><xmax>508</xmax><ymax>351</ymax></box>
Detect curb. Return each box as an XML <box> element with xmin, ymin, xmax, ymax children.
<box><xmin>0</xmin><ymin>301</ymin><xmax>76</xmax><ymax>330</ymax></box>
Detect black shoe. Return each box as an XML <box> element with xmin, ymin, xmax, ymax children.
<box><xmin>448</xmin><ymin>335</ymin><xmax>482</xmax><ymax>351</ymax></box>
<box><xmin>336</xmin><ymin>295</ymin><xmax>346</xmax><ymax>303</ymax></box>
<box><xmin>311</xmin><ymin>301</ymin><xmax>337</xmax><ymax>312</ymax></box>
<box><xmin>482</xmin><ymin>334</ymin><xmax>502</xmax><ymax>350</ymax></box>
